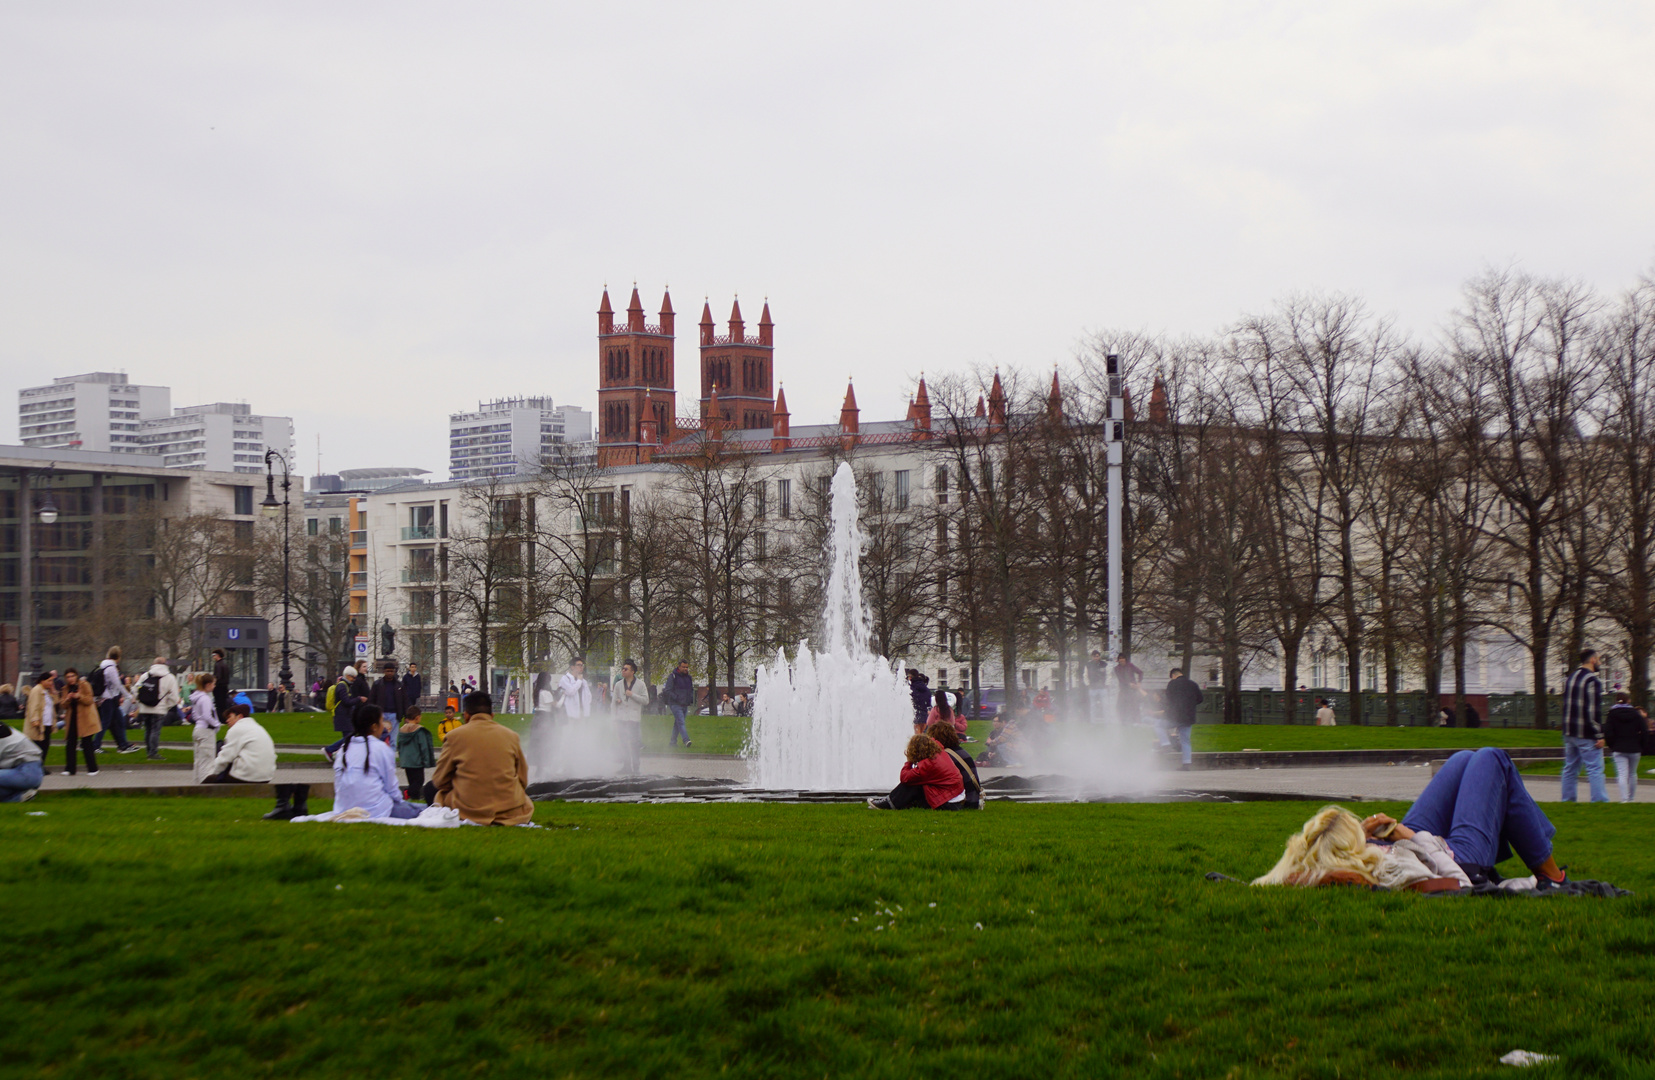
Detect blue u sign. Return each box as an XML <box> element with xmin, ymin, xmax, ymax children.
<box><xmin>227</xmin><ymin>628</ymin><xmax>240</xmax><ymax>640</ymax></box>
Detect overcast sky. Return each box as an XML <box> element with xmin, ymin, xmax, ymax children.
<box><xmin>3</xmin><ymin>2</ymin><xmax>1652</xmax><ymax>478</ymax></box>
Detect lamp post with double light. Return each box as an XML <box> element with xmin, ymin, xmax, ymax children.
<box><xmin>260</xmin><ymin>449</ymin><xmax>293</xmax><ymax>700</ymax></box>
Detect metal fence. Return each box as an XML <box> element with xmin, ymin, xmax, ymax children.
<box><xmin>1194</xmin><ymin>689</ymin><xmax>1561</xmax><ymax>729</ymax></box>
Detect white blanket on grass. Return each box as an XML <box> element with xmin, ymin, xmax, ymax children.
<box><xmin>290</xmin><ymin>805</ymin><xmax>540</xmax><ymax>828</ymax></box>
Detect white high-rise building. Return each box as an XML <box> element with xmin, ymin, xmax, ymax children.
<box><xmin>17</xmin><ymin>373</ymin><xmax>171</xmax><ymax>454</ymax></box>
<box><xmin>140</xmin><ymin>402</ymin><xmax>297</xmax><ymax>475</ymax></box>
<box><xmin>448</xmin><ymin>397</ymin><xmax>593</xmax><ymax>480</ymax></box>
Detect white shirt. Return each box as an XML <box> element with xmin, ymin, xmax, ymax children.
<box><xmin>332</xmin><ymin>735</ymin><xmax>405</xmax><ymax>817</ymax></box>
<box><xmin>210</xmin><ymin>717</ymin><xmax>277</xmax><ymax>783</ymax></box>
<box><xmin>190</xmin><ymin>690</ymin><xmax>220</xmax><ymax>732</ymax></box>
<box><xmin>99</xmin><ymin>658</ymin><xmax>122</xmax><ymax>701</ymax></box>
<box><xmin>557</xmin><ymin>672</ymin><xmax>591</xmax><ymax>718</ymax></box>
<box><xmin>136</xmin><ymin>666</ymin><xmax>181</xmax><ymax>715</ymax></box>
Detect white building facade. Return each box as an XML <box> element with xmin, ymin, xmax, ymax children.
<box><xmin>140</xmin><ymin>402</ymin><xmax>297</xmax><ymax>475</ymax></box>
<box><xmin>17</xmin><ymin>372</ymin><xmax>171</xmax><ymax>454</ymax></box>
<box><xmin>449</xmin><ymin>397</ymin><xmax>593</xmax><ymax>480</ymax></box>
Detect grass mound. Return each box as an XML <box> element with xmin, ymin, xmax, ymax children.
<box><xmin>4</xmin><ymin>797</ymin><xmax>1651</xmax><ymax>1077</ymax></box>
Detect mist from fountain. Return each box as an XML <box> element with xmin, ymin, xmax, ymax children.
<box><xmin>748</xmin><ymin>462</ymin><xmax>911</xmax><ymax>789</ymax></box>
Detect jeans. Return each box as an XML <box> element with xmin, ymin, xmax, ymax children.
<box><xmin>1088</xmin><ymin>689</ymin><xmax>1108</xmax><ymax>722</ymax></box>
<box><xmin>1612</xmin><ymin>752</ymin><xmax>1641</xmax><ymax>802</ymax></box>
<box><xmin>0</xmin><ymin>760</ymin><xmax>43</xmax><ymax>801</ymax></box>
<box><xmin>669</xmin><ymin>704</ymin><xmax>690</xmax><ymax>746</ymax></box>
<box><xmin>388</xmin><ymin>800</ymin><xmax>426</xmax><ymax>820</ymax></box>
<box><xmin>1175</xmin><ymin>724</ymin><xmax>1193</xmax><ymax>765</ymax></box>
<box><xmin>1403</xmin><ymin>748</ymin><xmax>1556</xmax><ymax>870</ymax></box>
<box><xmin>140</xmin><ymin>713</ymin><xmax>165</xmax><ymax>758</ymax></box>
<box><xmin>1560</xmin><ymin>736</ymin><xmax>1609</xmax><ymax>803</ymax></box>
<box><xmin>96</xmin><ymin>696</ymin><xmax>131</xmax><ymax>751</ymax></box>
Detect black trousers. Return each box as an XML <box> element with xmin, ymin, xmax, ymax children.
<box><xmin>405</xmin><ymin>767</ymin><xmax>425</xmax><ymax>794</ymax></box>
<box><xmin>274</xmin><ymin>783</ymin><xmax>311</xmax><ymax>810</ymax></box>
<box><xmin>34</xmin><ymin>730</ymin><xmax>52</xmax><ymax>768</ymax></box>
<box><xmin>64</xmin><ymin>716</ymin><xmax>96</xmax><ymax>774</ymax></box>
<box><xmin>202</xmin><ymin>770</ymin><xmax>253</xmax><ymax>784</ymax></box>
<box><xmin>887</xmin><ymin>782</ymin><xmax>934</xmax><ymax>810</ymax></box>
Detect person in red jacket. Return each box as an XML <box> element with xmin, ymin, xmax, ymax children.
<box><xmin>867</xmin><ymin>734</ymin><xmax>966</xmax><ymax>810</ymax></box>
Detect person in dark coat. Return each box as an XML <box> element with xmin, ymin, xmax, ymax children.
<box><xmin>1163</xmin><ymin>668</ymin><xmax>1205</xmax><ymax>770</ymax></box>
<box><xmin>1604</xmin><ymin>691</ymin><xmax>1649</xmax><ymax>803</ymax></box>
<box><xmin>331</xmin><ymin>668</ymin><xmax>365</xmax><ymax>736</ymax></box>
<box><xmin>369</xmin><ymin>662</ymin><xmax>408</xmax><ymax>737</ymax></box>
<box><xmin>906</xmin><ymin>669</ymin><xmax>932</xmax><ymax>732</ymax></box>
<box><xmin>211</xmin><ymin>648</ymin><xmax>231</xmax><ymax>721</ymax></box>
<box><xmin>402</xmin><ymin>663</ymin><xmax>423</xmax><ymax>708</ymax></box>
<box><xmin>663</xmin><ymin>661</ymin><xmax>694</xmax><ymax>747</ymax></box>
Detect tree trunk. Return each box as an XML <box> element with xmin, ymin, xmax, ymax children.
<box><xmin>1529</xmin><ymin>538</ymin><xmax>1550</xmax><ymax>729</ymax></box>
<box><xmin>1385</xmin><ymin>638</ymin><xmax>1399</xmax><ymax>726</ymax></box>
<box><xmin>1281</xmin><ymin>639</ymin><xmax>1302</xmax><ymax>725</ymax></box>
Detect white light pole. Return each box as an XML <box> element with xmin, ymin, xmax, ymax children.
<box><xmin>1106</xmin><ymin>353</ymin><xmax>1124</xmax><ymax>664</ymax></box>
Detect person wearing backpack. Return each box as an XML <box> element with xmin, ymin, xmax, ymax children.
<box><xmin>92</xmin><ymin>646</ymin><xmax>138</xmax><ymax>755</ymax></box>
<box><xmin>134</xmin><ymin>658</ymin><xmax>181</xmax><ymax>761</ymax></box>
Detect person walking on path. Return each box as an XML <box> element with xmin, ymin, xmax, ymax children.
<box><xmin>94</xmin><ymin>646</ymin><xmax>137</xmax><ymax>754</ymax></box>
<box><xmin>23</xmin><ymin>671</ymin><xmax>55</xmax><ymax>773</ymax></box>
<box><xmin>134</xmin><ymin>658</ymin><xmax>180</xmax><ymax>761</ymax></box>
<box><xmin>397</xmin><ymin>706</ymin><xmax>436</xmax><ymax>796</ymax></box>
<box><xmin>555</xmin><ymin>658</ymin><xmax>592</xmax><ymax>720</ymax></box>
<box><xmin>0</xmin><ymin>720</ymin><xmax>44</xmax><ymax>802</ymax></box>
<box><xmin>211</xmin><ymin>649</ymin><xmax>231</xmax><ymax>722</ymax></box>
<box><xmin>203</xmin><ymin>702</ymin><xmax>277</xmax><ymax>784</ymax></box>
<box><xmin>402</xmin><ymin>663</ymin><xmax>423</xmax><ymax>709</ymax></box>
<box><xmin>1560</xmin><ymin>649</ymin><xmax>1609</xmax><ymax>803</ymax></box>
<box><xmin>327</xmin><ymin>667</ymin><xmax>366</xmax><ymax>757</ymax></box>
<box><xmin>369</xmin><ymin>662</ymin><xmax>408</xmax><ymax>740</ymax></box>
<box><xmin>189</xmin><ymin>673</ymin><xmax>221</xmax><ymax>782</ymax></box>
<box><xmin>1603</xmin><ymin>691</ymin><xmax>1648</xmax><ymax>803</ymax></box>
<box><xmin>424</xmin><ymin>691</ymin><xmax>533</xmax><ymax>825</ymax></box>
<box><xmin>58</xmin><ymin>668</ymin><xmax>99</xmax><ymax>776</ymax></box>
<box><xmin>612</xmin><ymin>660</ymin><xmax>648</xmax><ymax>774</ymax></box>
<box><xmin>1086</xmin><ymin>650</ymin><xmax>1110</xmax><ymax>722</ymax></box>
<box><xmin>663</xmin><ymin>660</ymin><xmax>694</xmax><ymax>748</ymax></box>
<box><xmin>1164</xmin><ymin>668</ymin><xmax>1205</xmax><ymax>770</ymax></box>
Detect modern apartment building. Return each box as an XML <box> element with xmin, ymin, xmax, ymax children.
<box><xmin>17</xmin><ymin>372</ymin><xmax>171</xmax><ymax>454</ymax></box>
<box><xmin>448</xmin><ymin>397</ymin><xmax>593</xmax><ymax>480</ymax></box>
<box><xmin>140</xmin><ymin>402</ymin><xmax>296</xmax><ymax>475</ymax></box>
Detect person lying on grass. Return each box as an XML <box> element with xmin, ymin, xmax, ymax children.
<box><xmin>202</xmin><ymin>702</ymin><xmax>276</xmax><ymax>784</ymax></box>
<box><xmin>867</xmin><ymin>734</ymin><xmax>966</xmax><ymax>811</ymax></box>
<box><xmin>332</xmin><ymin>704</ymin><xmax>426</xmax><ymax>820</ymax></box>
<box><xmin>424</xmin><ymin>690</ymin><xmax>534</xmax><ymax>826</ymax></box>
<box><xmin>925</xmin><ymin>721</ymin><xmax>983</xmax><ymax>810</ymax></box>
<box><xmin>1254</xmin><ymin>747</ymin><xmax>1569</xmax><ymax>891</ymax></box>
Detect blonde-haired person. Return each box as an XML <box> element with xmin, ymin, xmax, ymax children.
<box><xmin>866</xmin><ymin>733</ymin><xmax>966</xmax><ymax>811</ymax></box>
<box><xmin>1255</xmin><ymin>747</ymin><xmax>1568</xmax><ymax>891</ymax></box>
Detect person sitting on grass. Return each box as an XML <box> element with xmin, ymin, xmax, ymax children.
<box><xmin>867</xmin><ymin>734</ymin><xmax>966</xmax><ymax>811</ymax></box>
<box><xmin>1254</xmin><ymin>747</ymin><xmax>1569</xmax><ymax>891</ymax></box>
<box><xmin>397</xmin><ymin>705</ymin><xmax>436</xmax><ymax>797</ymax></box>
<box><xmin>203</xmin><ymin>702</ymin><xmax>276</xmax><ymax>785</ymax></box>
<box><xmin>332</xmin><ymin>704</ymin><xmax>425</xmax><ymax>820</ymax></box>
<box><xmin>424</xmin><ymin>691</ymin><xmax>534</xmax><ymax>825</ymax></box>
<box><xmin>0</xmin><ymin>720</ymin><xmax>44</xmax><ymax>802</ymax></box>
<box><xmin>926</xmin><ymin>688</ymin><xmax>969</xmax><ymax>739</ymax></box>
<box><xmin>977</xmin><ymin>711</ymin><xmax>1026</xmax><ymax>768</ymax></box>
<box><xmin>925</xmin><ymin>721</ymin><xmax>983</xmax><ymax>810</ymax></box>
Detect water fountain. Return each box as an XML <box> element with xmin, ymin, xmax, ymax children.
<box><xmin>747</xmin><ymin>462</ymin><xmax>912</xmax><ymax>789</ymax></box>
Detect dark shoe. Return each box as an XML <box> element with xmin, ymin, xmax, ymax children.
<box><xmin>1532</xmin><ymin>867</ymin><xmax>1569</xmax><ymax>891</ymax></box>
<box><xmin>866</xmin><ymin>796</ymin><xmax>893</xmax><ymax>810</ymax></box>
<box><xmin>88</xmin><ymin>768</ymin><xmax>100</xmax><ymax>775</ymax></box>
<box><xmin>263</xmin><ymin>806</ymin><xmax>297</xmax><ymax>820</ymax></box>
<box><xmin>684</xmin><ymin>740</ymin><xmax>692</xmax><ymax>747</ymax></box>
<box><xmin>119</xmin><ymin>745</ymin><xmax>141</xmax><ymax>754</ymax></box>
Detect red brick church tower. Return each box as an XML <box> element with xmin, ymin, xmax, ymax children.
<box><xmin>596</xmin><ymin>286</ymin><xmax>677</xmax><ymax>466</ymax></box>
<box><xmin>698</xmin><ymin>298</ymin><xmax>775</xmax><ymax>430</ymax></box>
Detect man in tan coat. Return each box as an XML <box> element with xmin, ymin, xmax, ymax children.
<box><xmin>58</xmin><ymin>668</ymin><xmax>100</xmax><ymax>775</ymax></box>
<box><xmin>428</xmin><ymin>691</ymin><xmax>534</xmax><ymax>825</ymax></box>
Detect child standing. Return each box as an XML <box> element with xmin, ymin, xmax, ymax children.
<box><xmin>190</xmin><ymin>673</ymin><xmax>221</xmax><ymax>782</ymax></box>
<box><xmin>436</xmin><ymin>704</ymin><xmax>463</xmax><ymax>743</ymax></box>
<box><xmin>396</xmin><ymin>705</ymin><xmax>435</xmax><ymax>796</ymax></box>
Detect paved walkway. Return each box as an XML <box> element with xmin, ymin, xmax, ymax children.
<box><xmin>33</xmin><ymin>755</ymin><xmax>1653</xmax><ymax>803</ymax></box>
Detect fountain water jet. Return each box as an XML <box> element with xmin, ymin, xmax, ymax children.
<box><xmin>748</xmin><ymin>462</ymin><xmax>911</xmax><ymax>789</ymax></box>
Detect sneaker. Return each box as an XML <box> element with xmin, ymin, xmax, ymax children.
<box><xmin>684</xmin><ymin>740</ymin><xmax>692</xmax><ymax>747</ymax></box>
<box><xmin>119</xmin><ymin>745</ymin><xmax>141</xmax><ymax>754</ymax></box>
<box><xmin>866</xmin><ymin>796</ymin><xmax>893</xmax><ymax>810</ymax></box>
<box><xmin>88</xmin><ymin>768</ymin><xmax>100</xmax><ymax>775</ymax></box>
<box><xmin>18</xmin><ymin>788</ymin><xmax>37</xmax><ymax>802</ymax></box>
<box><xmin>1532</xmin><ymin>867</ymin><xmax>1569</xmax><ymax>892</ymax></box>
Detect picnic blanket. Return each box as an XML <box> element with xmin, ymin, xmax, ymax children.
<box><xmin>291</xmin><ymin>805</ymin><xmax>541</xmax><ymax>828</ymax></box>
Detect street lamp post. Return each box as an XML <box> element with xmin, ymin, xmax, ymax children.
<box><xmin>261</xmin><ymin>449</ymin><xmax>293</xmax><ymax>701</ymax></box>
<box><xmin>28</xmin><ymin>484</ymin><xmax>59</xmax><ymax>681</ymax></box>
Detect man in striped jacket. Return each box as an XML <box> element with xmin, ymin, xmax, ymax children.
<box><xmin>1560</xmin><ymin>649</ymin><xmax>1609</xmax><ymax>803</ymax></box>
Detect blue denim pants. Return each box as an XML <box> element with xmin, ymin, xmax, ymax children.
<box><xmin>669</xmin><ymin>704</ymin><xmax>690</xmax><ymax>746</ymax></box>
<box><xmin>95</xmin><ymin>696</ymin><xmax>131</xmax><ymax>751</ymax></box>
<box><xmin>1403</xmin><ymin>748</ymin><xmax>1556</xmax><ymax>869</ymax></box>
<box><xmin>1560</xmin><ymin>736</ymin><xmax>1609</xmax><ymax>803</ymax></box>
<box><xmin>0</xmin><ymin>760</ymin><xmax>44</xmax><ymax>801</ymax></box>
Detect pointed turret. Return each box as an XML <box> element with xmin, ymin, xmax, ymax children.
<box><xmin>839</xmin><ymin>379</ymin><xmax>860</xmax><ymax>450</ymax></box>
<box><xmin>988</xmin><ymin>370</ymin><xmax>1007</xmax><ymax>432</ymax></box>
<box><xmin>975</xmin><ymin>395</ymin><xmax>987</xmax><ymax>418</ymax></box>
<box><xmin>1149</xmin><ymin>375</ymin><xmax>1168</xmax><ymax>425</ymax></box>
<box><xmin>627</xmin><ymin>285</ymin><xmax>645</xmax><ymax>332</ymax></box>
<box><xmin>598</xmin><ymin>288</ymin><xmax>614</xmax><ymax>335</ymax></box>
<box><xmin>771</xmin><ymin>385</ymin><xmax>791</xmax><ymax>454</ymax></box>
<box><xmin>909</xmin><ymin>374</ymin><xmax>933</xmax><ymax>440</ymax></box>
<box><xmin>659</xmin><ymin>290</ymin><xmax>675</xmax><ymax>336</ymax></box>
<box><xmin>1047</xmin><ymin>369</ymin><xmax>1063</xmax><ymax>421</ymax></box>
<box><xmin>758</xmin><ymin>300</ymin><xmax>773</xmax><ymax>346</ymax></box>
<box><xmin>728</xmin><ymin>298</ymin><xmax>745</xmax><ymax>343</ymax></box>
<box><xmin>700</xmin><ymin>300</ymin><xmax>715</xmax><ymax>346</ymax></box>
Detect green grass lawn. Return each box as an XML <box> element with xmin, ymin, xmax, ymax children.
<box><xmin>4</xmin><ymin>796</ymin><xmax>1651</xmax><ymax>1078</ymax></box>
<box><xmin>1189</xmin><ymin>726</ymin><xmax>1563</xmax><ymax>753</ymax></box>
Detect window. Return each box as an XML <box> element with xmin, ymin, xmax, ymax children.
<box><xmin>755</xmin><ymin>532</ymin><xmax>767</xmax><ymax>562</ymax></box>
<box><xmin>935</xmin><ymin>466</ymin><xmax>949</xmax><ymax>504</ymax></box>
<box><xmin>894</xmin><ymin>470</ymin><xmax>910</xmax><ymax>510</ymax></box>
<box><xmin>307</xmin><ymin>518</ymin><xmax>319</xmax><ymax>536</ymax></box>
<box><xmin>778</xmin><ymin>478</ymin><xmax>792</xmax><ymax>519</ymax></box>
<box><xmin>233</xmin><ymin>486</ymin><xmax>253</xmax><ymax>515</ymax></box>
<box><xmin>754</xmin><ymin>483</ymin><xmax>766</xmax><ymax>520</ymax></box>
<box><xmin>328</xmin><ymin>517</ymin><xmax>343</xmax><ymax>534</ymax></box>
<box><xmin>440</xmin><ymin>501</ymin><xmax>449</xmax><ymax>538</ymax></box>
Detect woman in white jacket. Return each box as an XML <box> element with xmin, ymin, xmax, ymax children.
<box><xmin>611</xmin><ymin>659</ymin><xmax>649</xmax><ymax>774</ymax></box>
<box><xmin>332</xmin><ymin>705</ymin><xmax>425</xmax><ymax>819</ymax></box>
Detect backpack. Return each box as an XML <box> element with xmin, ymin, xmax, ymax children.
<box><xmin>137</xmin><ymin>674</ymin><xmax>162</xmax><ymax>708</ymax></box>
<box><xmin>326</xmin><ymin>683</ymin><xmax>339</xmax><ymax>712</ymax></box>
<box><xmin>88</xmin><ymin>664</ymin><xmax>107</xmax><ymax>697</ymax></box>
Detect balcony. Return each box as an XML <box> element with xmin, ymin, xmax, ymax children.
<box><xmin>401</xmin><ymin>525</ymin><xmax>437</xmax><ymax>541</ymax></box>
<box><xmin>350</xmin><ymin>530</ymin><xmax>366</xmax><ymax>548</ymax></box>
<box><xmin>349</xmin><ymin>571</ymin><xmax>367</xmax><ymax>588</ymax></box>
<box><xmin>401</xmin><ymin>612</ymin><xmax>438</xmax><ymax>626</ymax></box>
<box><xmin>401</xmin><ymin>568</ymin><xmax>439</xmax><ymax>583</ymax></box>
